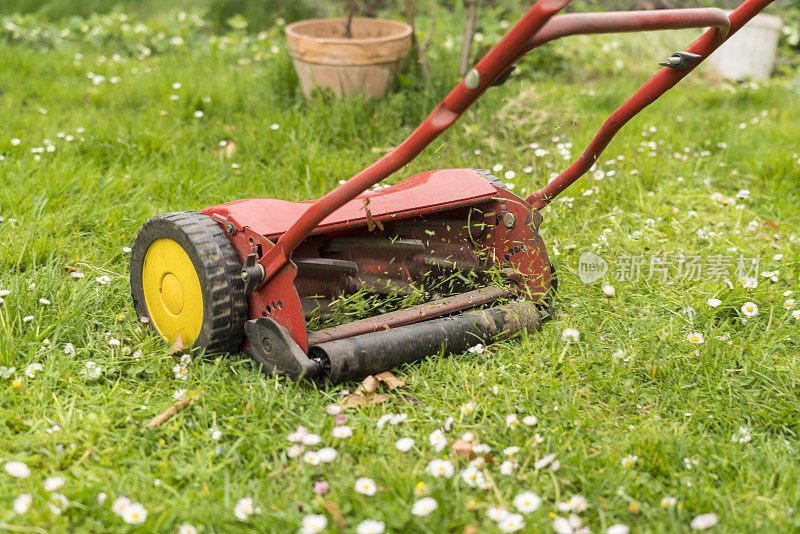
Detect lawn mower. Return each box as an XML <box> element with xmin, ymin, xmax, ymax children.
<box><xmin>130</xmin><ymin>0</ymin><xmax>773</xmax><ymax>384</ymax></box>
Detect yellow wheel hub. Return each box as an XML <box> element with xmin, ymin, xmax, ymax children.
<box><xmin>141</xmin><ymin>239</ymin><xmax>204</xmax><ymax>345</ymax></box>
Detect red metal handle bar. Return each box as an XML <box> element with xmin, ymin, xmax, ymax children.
<box><xmin>258</xmin><ymin>0</ymin><xmax>771</xmax><ymax>286</ymax></box>
<box><xmin>526</xmin><ymin>0</ymin><xmax>773</xmax><ymax>209</ymax></box>
<box><xmin>257</xmin><ymin>0</ymin><xmax>572</xmax><ymax>285</ymax></box>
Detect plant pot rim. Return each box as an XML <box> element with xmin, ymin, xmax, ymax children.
<box><xmin>285</xmin><ymin>17</ymin><xmax>413</xmax><ymax>46</ymax></box>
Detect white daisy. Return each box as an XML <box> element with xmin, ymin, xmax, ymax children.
<box><xmin>354</xmin><ymin>477</ymin><xmax>377</xmax><ymax>496</ymax></box>
<box><xmin>505</xmin><ymin>413</ymin><xmax>519</xmax><ymax>428</ymax></box>
<box><xmin>792</xmin><ymin>310</ymin><xmax>800</xmax><ymax>320</ymax></box>
<box><xmin>741</xmin><ymin>302</ymin><xmax>758</xmax><ymax>317</ymax></box>
<box><xmin>558</xmin><ymin>495</ymin><xmax>588</xmax><ymax>512</ymax></box>
<box><xmin>332</xmin><ymin>425</ymin><xmax>352</xmax><ymax>439</ymax></box>
<box><xmin>460</xmin><ymin>402</ymin><xmax>476</xmax><ymax>415</ymax></box>
<box><xmin>460</xmin><ymin>466</ymin><xmax>486</xmax><ymax>488</ymax></box>
<box><xmin>301</xmin><ymin>433</ymin><xmax>322</xmax><ymax>446</ymax></box>
<box><xmin>602</xmin><ymin>284</ymin><xmax>616</xmax><ymax>297</ymax></box>
<box><xmin>5</xmin><ymin>461</ymin><xmax>30</xmax><ymax>479</ymax></box>
<box><xmin>49</xmin><ymin>493</ymin><xmax>69</xmax><ymax>514</ymax></box>
<box><xmin>687</xmin><ymin>332</ymin><xmax>704</xmax><ymax>344</ymax></box>
<box><xmin>325</xmin><ymin>404</ymin><xmax>343</xmax><ymax>415</ymax></box>
<box><xmin>44</xmin><ymin>476</ymin><xmax>65</xmax><ymax>492</ymax></box>
<box><xmin>534</xmin><ymin>453</ymin><xmax>556</xmax><ymax>470</ymax></box>
<box><xmin>731</xmin><ymin>426</ymin><xmax>752</xmax><ymax>443</ymax></box>
<box><xmin>395</xmin><ymin>437</ymin><xmax>414</xmax><ymax>452</ymax></box>
<box><xmin>411</xmin><ymin>497</ymin><xmax>438</xmax><ymax>516</ymax></box>
<box><xmin>500</xmin><ymin>460</ymin><xmax>515</xmax><ymax>476</ymax></box>
<box><xmin>300</xmin><ymin>514</ymin><xmax>327</xmax><ymax>534</ymax></box>
<box><xmin>429</xmin><ymin>429</ymin><xmax>446</xmax><ymax>451</ymax></box>
<box><xmin>661</xmin><ymin>496</ymin><xmax>678</xmax><ymax>508</ymax></box>
<box><xmin>487</xmin><ymin>506</ymin><xmax>511</xmax><ymax>522</ymax></box>
<box><xmin>607</xmin><ymin>525</ymin><xmax>630</xmax><ymax>534</ymax></box>
<box><xmin>425</xmin><ymin>459</ymin><xmax>454</xmax><ymax>478</ymax></box>
<box><xmin>122</xmin><ymin>502</ymin><xmax>147</xmax><ymax>524</ymax></box>
<box><xmin>81</xmin><ymin>361</ymin><xmax>102</xmax><ymax>381</ymax></box>
<box><xmin>25</xmin><ymin>363</ymin><xmax>43</xmax><ymax>378</ymax></box>
<box><xmin>522</xmin><ymin>415</ymin><xmax>538</xmax><ymax>426</ymax></box>
<box><xmin>498</xmin><ymin>513</ymin><xmax>525</xmax><ymax>532</ymax></box>
<box><xmin>553</xmin><ymin>514</ymin><xmax>588</xmax><ymax>534</ymax></box>
<box><xmin>112</xmin><ymin>496</ymin><xmax>130</xmax><ymax>515</ymax></box>
<box><xmin>233</xmin><ymin>497</ymin><xmax>259</xmax><ymax>521</ymax></box>
<box><xmin>355</xmin><ymin>520</ymin><xmax>384</xmax><ymax>534</ymax></box>
<box><xmin>621</xmin><ymin>455</ymin><xmax>638</xmax><ymax>467</ymax></box>
<box><xmin>707</xmin><ymin>298</ymin><xmax>721</xmax><ymax>308</ymax></box>
<box><xmin>740</xmin><ymin>276</ymin><xmax>757</xmax><ymax>290</ymax></box>
<box><xmin>178</xmin><ymin>525</ymin><xmax>198</xmax><ymax>534</ymax></box>
<box><xmin>172</xmin><ymin>364</ymin><xmax>188</xmax><ymax>380</ymax></box>
<box><xmin>13</xmin><ymin>494</ymin><xmax>32</xmax><ymax>514</ymax></box>
<box><xmin>513</xmin><ymin>492</ymin><xmax>541</xmax><ymax>513</ymax></box>
<box><xmin>690</xmin><ymin>513</ymin><xmax>719</xmax><ymax>530</ymax></box>
<box><xmin>317</xmin><ymin>448</ymin><xmax>337</xmax><ymax>463</ymax></box>
<box><xmin>303</xmin><ymin>451</ymin><xmax>321</xmax><ymax>465</ymax></box>
<box><xmin>562</xmin><ymin>328</ymin><xmax>580</xmax><ymax>342</ymax></box>
<box><xmin>286</xmin><ymin>445</ymin><xmax>303</xmax><ymax>458</ymax></box>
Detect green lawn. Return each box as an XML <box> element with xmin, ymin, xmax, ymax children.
<box><xmin>1</xmin><ymin>6</ymin><xmax>799</xmax><ymax>534</ymax></box>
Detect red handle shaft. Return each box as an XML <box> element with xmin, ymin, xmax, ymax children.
<box><xmin>527</xmin><ymin>0</ymin><xmax>773</xmax><ymax>209</ymax></box>
<box><xmin>258</xmin><ymin>0</ymin><xmax>773</xmax><ymax>286</ymax></box>
<box><xmin>258</xmin><ymin>0</ymin><xmax>572</xmax><ymax>283</ymax></box>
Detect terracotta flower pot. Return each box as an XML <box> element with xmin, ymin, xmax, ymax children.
<box><xmin>285</xmin><ymin>17</ymin><xmax>413</xmax><ymax>98</ymax></box>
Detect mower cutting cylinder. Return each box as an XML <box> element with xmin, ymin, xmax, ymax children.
<box><xmin>309</xmin><ymin>301</ymin><xmax>543</xmax><ymax>384</ymax></box>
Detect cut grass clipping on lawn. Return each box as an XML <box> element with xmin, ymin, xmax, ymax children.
<box><xmin>2</xmin><ymin>5</ymin><xmax>800</xmax><ymax>534</ymax></box>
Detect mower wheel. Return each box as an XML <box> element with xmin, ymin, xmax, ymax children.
<box><xmin>129</xmin><ymin>211</ymin><xmax>247</xmax><ymax>354</ymax></box>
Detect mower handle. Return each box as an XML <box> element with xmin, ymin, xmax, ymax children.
<box><xmin>256</xmin><ymin>0</ymin><xmax>773</xmax><ymax>288</ymax></box>
<box><xmin>526</xmin><ymin>0</ymin><xmax>773</xmax><ymax>209</ymax></box>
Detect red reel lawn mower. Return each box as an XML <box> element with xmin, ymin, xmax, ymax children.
<box><xmin>130</xmin><ymin>0</ymin><xmax>773</xmax><ymax>384</ymax></box>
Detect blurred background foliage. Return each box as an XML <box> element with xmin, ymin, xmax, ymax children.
<box><xmin>0</xmin><ymin>0</ymin><xmax>797</xmax><ymax>73</ymax></box>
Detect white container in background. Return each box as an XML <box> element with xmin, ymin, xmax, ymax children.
<box><xmin>708</xmin><ymin>12</ymin><xmax>782</xmax><ymax>80</ymax></box>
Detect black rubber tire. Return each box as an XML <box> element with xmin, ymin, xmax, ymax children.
<box><xmin>129</xmin><ymin>211</ymin><xmax>247</xmax><ymax>354</ymax></box>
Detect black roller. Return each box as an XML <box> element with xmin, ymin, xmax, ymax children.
<box><xmin>309</xmin><ymin>302</ymin><xmax>543</xmax><ymax>384</ymax></box>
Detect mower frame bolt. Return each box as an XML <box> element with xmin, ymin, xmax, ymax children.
<box><xmin>226</xmin><ymin>222</ymin><xmax>237</xmax><ymax>235</ymax></box>
<box><xmin>503</xmin><ymin>212</ymin><xmax>516</xmax><ymax>228</ymax></box>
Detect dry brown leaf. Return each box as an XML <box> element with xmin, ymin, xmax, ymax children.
<box><xmin>62</xmin><ymin>265</ymin><xmax>78</xmax><ymax>274</ymax></box>
<box><xmin>169</xmin><ymin>335</ymin><xmax>186</xmax><ymax>355</ymax></box>
<box><xmin>144</xmin><ymin>399</ymin><xmax>192</xmax><ymax>428</ymax></box>
<box><xmin>321</xmin><ymin>500</ymin><xmax>346</xmax><ymax>530</ymax></box>
<box><xmin>462</xmin><ymin>525</ymin><xmax>480</xmax><ymax>534</ymax></box>
<box><xmin>369</xmin><ymin>393</ymin><xmax>390</xmax><ymax>405</ymax></box>
<box><xmin>375</xmin><ymin>371</ymin><xmax>404</xmax><ymax>390</ymax></box>
<box><xmin>341</xmin><ymin>392</ymin><xmax>368</xmax><ymax>409</ymax></box>
<box><xmin>341</xmin><ymin>391</ymin><xmax>390</xmax><ymax>410</ymax></box>
<box><xmin>452</xmin><ymin>438</ymin><xmax>477</xmax><ymax>461</ymax></box>
<box><xmin>363</xmin><ymin>198</ymin><xmax>384</xmax><ymax>232</ymax></box>
<box><xmin>360</xmin><ymin>375</ymin><xmax>379</xmax><ymax>393</ymax></box>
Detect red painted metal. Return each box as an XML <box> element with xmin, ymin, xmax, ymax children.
<box><xmin>307</xmin><ymin>286</ymin><xmax>514</xmax><ymax>345</ymax></box>
<box><xmin>254</xmin><ymin>0</ymin><xmax>572</xmax><ymax>288</ymax></box>
<box><xmin>251</xmin><ymin>0</ymin><xmax>771</xmax><ymax>287</ymax></box>
<box><xmin>527</xmin><ymin>0</ymin><xmax>772</xmax><ymax>208</ymax></box>
<box><xmin>202</xmin><ymin>169</ymin><xmax>497</xmax><ymax>240</ymax></box>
